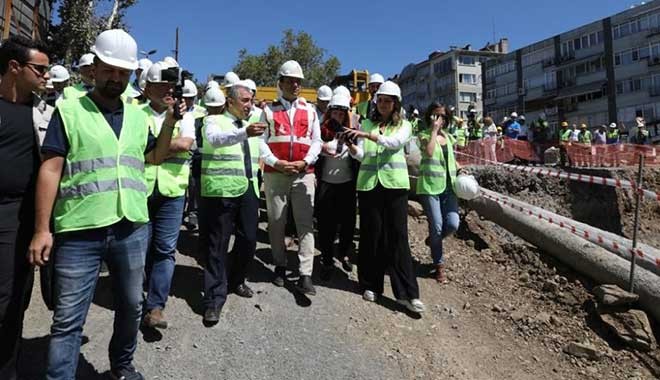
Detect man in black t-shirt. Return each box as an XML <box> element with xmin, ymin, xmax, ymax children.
<box><xmin>0</xmin><ymin>36</ymin><xmax>49</xmax><ymax>380</ymax></box>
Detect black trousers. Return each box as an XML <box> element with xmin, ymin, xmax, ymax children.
<box><xmin>317</xmin><ymin>180</ymin><xmax>356</xmax><ymax>265</ymax></box>
<box><xmin>357</xmin><ymin>184</ymin><xmax>419</xmax><ymax>300</ymax></box>
<box><xmin>0</xmin><ymin>197</ymin><xmax>34</xmax><ymax>380</ymax></box>
<box><xmin>200</xmin><ymin>190</ymin><xmax>258</xmax><ymax>310</ymax></box>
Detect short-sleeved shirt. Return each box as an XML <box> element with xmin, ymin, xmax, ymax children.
<box><xmin>0</xmin><ymin>98</ymin><xmax>39</xmax><ymax>197</ymax></box>
<box><xmin>41</xmin><ymin>96</ymin><xmax>156</xmax><ymax>157</ymax></box>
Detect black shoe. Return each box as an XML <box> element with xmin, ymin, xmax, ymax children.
<box><xmin>320</xmin><ymin>263</ymin><xmax>333</xmax><ymax>281</ymax></box>
<box><xmin>296</xmin><ymin>275</ymin><xmax>316</xmax><ymax>296</ymax></box>
<box><xmin>272</xmin><ymin>266</ymin><xmax>286</xmax><ymax>287</ymax></box>
<box><xmin>109</xmin><ymin>365</ymin><xmax>144</xmax><ymax>380</ymax></box>
<box><xmin>203</xmin><ymin>307</ymin><xmax>221</xmax><ymax>325</ymax></box>
<box><xmin>234</xmin><ymin>283</ymin><xmax>254</xmax><ymax>298</ymax></box>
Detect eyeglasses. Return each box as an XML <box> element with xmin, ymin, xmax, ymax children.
<box><xmin>23</xmin><ymin>62</ymin><xmax>49</xmax><ymax>76</ymax></box>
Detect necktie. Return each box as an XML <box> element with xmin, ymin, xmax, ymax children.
<box><xmin>236</xmin><ymin>119</ymin><xmax>252</xmax><ymax>179</ymax></box>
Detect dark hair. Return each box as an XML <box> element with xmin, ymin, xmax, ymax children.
<box><xmin>423</xmin><ymin>102</ymin><xmax>445</xmax><ymax>128</ymax></box>
<box><xmin>0</xmin><ymin>36</ymin><xmax>48</xmax><ymax>75</ymax></box>
<box><xmin>370</xmin><ymin>95</ymin><xmax>402</xmax><ymax>126</ymax></box>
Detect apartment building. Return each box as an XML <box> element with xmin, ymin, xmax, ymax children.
<box><xmin>0</xmin><ymin>0</ymin><xmax>51</xmax><ymax>40</ymax></box>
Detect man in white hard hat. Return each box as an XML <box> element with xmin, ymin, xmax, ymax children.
<box><xmin>260</xmin><ymin>60</ymin><xmax>322</xmax><ymax>295</ymax></box>
<box><xmin>182</xmin><ymin>79</ymin><xmax>205</xmax><ymax>119</ymax></box>
<box><xmin>62</xmin><ymin>53</ymin><xmax>95</xmax><ymax>100</ymax></box>
<box><xmin>0</xmin><ymin>35</ymin><xmax>49</xmax><ymax>380</ymax></box>
<box><xmin>140</xmin><ymin>61</ymin><xmax>196</xmax><ymax>332</ymax></box>
<box><xmin>315</xmin><ymin>85</ymin><xmax>332</xmax><ymax>122</ymax></box>
<box><xmin>222</xmin><ymin>71</ymin><xmax>240</xmax><ymax>90</ymax></box>
<box><xmin>132</xmin><ymin>58</ymin><xmax>152</xmax><ymax>95</ymax></box>
<box><xmin>199</xmin><ymin>81</ymin><xmax>266</xmax><ymax>324</ymax></box>
<box><xmin>181</xmin><ymin>79</ymin><xmax>206</xmax><ymax>231</ymax></box>
<box><xmin>356</xmin><ymin>72</ymin><xmax>384</xmax><ymax>121</ymax></box>
<box><xmin>48</xmin><ymin>65</ymin><xmax>70</xmax><ymax>106</ymax></box>
<box><xmin>30</xmin><ymin>29</ymin><xmax>183</xmax><ymax>380</ymax></box>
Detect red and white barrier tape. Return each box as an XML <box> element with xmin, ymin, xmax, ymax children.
<box><xmin>454</xmin><ymin>151</ymin><xmax>660</xmax><ymax>203</ymax></box>
<box><xmin>480</xmin><ymin>190</ymin><xmax>660</xmax><ymax>273</ymax></box>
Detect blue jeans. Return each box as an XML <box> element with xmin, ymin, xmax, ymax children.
<box><xmin>146</xmin><ymin>189</ymin><xmax>185</xmax><ymax>311</ymax></box>
<box><xmin>47</xmin><ymin>220</ymin><xmax>148</xmax><ymax>380</ymax></box>
<box><xmin>419</xmin><ymin>191</ymin><xmax>460</xmax><ymax>265</ymax></box>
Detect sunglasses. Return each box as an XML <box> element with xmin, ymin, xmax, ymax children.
<box><xmin>23</xmin><ymin>62</ymin><xmax>49</xmax><ymax>76</ymax></box>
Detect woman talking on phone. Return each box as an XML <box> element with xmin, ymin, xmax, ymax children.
<box><xmin>417</xmin><ymin>102</ymin><xmax>464</xmax><ymax>284</ymax></box>
<box><xmin>344</xmin><ymin>81</ymin><xmax>424</xmax><ymax>314</ymax></box>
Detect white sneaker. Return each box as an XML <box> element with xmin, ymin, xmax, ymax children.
<box><xmin>362</xmin><ymin>290</ymin><xmax>376</xmax><ymax>302</ymax></box>
<box><xmin>398</xmin><ymin>298</ymin><xmax>425</xmax><ymax>313</ymax></box>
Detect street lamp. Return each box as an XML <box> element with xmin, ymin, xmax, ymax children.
<box><xmin>140</xmin><ymin>49</ymin><xmax>157</xmax><ymax>59</ymax></box>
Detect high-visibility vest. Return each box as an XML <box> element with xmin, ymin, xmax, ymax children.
<box><xmin>579</xmin><ymin>130</ymin><xmax>592</xmax><ymax>145</ymax></box>
<box><xmin>606</xmin><ymin>129</ymin><xmax>619</xmax><ymax>144</ymax></box>
<box><xmin>356</xmin><ymin>101</ymin><xmax>371</xmax><ymax>120</ymax></box>
<box><xmin>201</xmin><ymin>113</ymin><xmax>260</xmax><ymax>197</ymax></box>
<box><xmin>264</xmin><ymin>98</ymin><xmax>316</xmax><ymax>173</ymax></box>
<box><xmin>560</xmin><ymin>129</ymin><xmax>572</xmax><ymax>142</ymax></box>
<box><xmin>192</xmin><ymin>105</ymin><xmax>207</xmax><ymax>120</ymax></box>
<box><xmin>248</xmin><ymin>106</ymin><xmax>263</xmax><ymax>124</ymax></box>
<box><xmin>356</xmin><ymin>119</ymin><xmax>410</xmax><ymax>191</ymax></box>
<box><xmin>62</xmin><ymin>83</ymin><xmax>88</xmax><ymax>100</ymax></box>
<box><xmin>53</xmin><ymin>96</ymin><xmax>149</xmax><ymax>233</ymax></box>
<box><xmin>455</xmin><ymin>127</ymin><xmax>468</xmax><ymax>147</ymax></box>
<box><xmin>417</xmin><ymin>131</ymin><xmax>458</xmax><ymax>195</ymax></box>
<box><xmin>143</xmin><ymin>105</ymin><xmax>191</xmax><ymax>197</ymax></box>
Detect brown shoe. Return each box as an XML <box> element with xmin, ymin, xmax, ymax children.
<box><xmin>435</xmin><ymin>264</ymin><xmax>448</xmax><ymax>284</ymax></box>
<box><xmin>143</xmin><ymin>308</ymin><xmax>168</xmax><ymax>329</ymax></box>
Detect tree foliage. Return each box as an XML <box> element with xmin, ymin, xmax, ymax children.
<box><xmin>49</xmin><ymin>0</ymin><xmax>138</xmax><ymax>65</ymax></box>
<box><xmin>233</xmin><ymin>29</ymin><xmax>341</xmax><ymax>89</ymax></box>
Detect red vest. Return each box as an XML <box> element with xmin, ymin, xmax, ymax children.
<box><xmin>265</xmin><ymin>99</ymin><xmax>315</xmax><ymax>173</ymax></box>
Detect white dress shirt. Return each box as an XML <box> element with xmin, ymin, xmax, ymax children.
<box><xmin>350</xmin><ymin>120</ymin><xmax>412</xmax><ymax>162</ymax></box>
<box><xmin>204</xmin><ymin>112</ymin><xmax>248</xmax><ymax>148</ymax></box>
<box><xmin>148</xmin><ymin>105</ymin><xmax>195</xmax><ymax>139</ymax></box>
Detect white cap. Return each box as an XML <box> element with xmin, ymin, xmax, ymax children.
<box><xmin>49</xmin><ymin>65</ymin><xmax>70</xmax><ymax>83</ymax></box>
<box><xmin>329</xmin><ymin>93</ymin><xmax>351</xmax><ymax>109</ymax></box>
<box><xmin>278</xmin><ymin>60</ymin><xmax>304</xmax><ymax>79</ymax></box>
<box><xmin>77</xmin><ymin>53</ymin><xmax>95</xmax><ymax>68</ymax></box>
<box><xmin>163</xmin><ymin>56</ymin><xmax>179</xmax><ymax>68</ymax></box>
<box><xmin>510</xmin><ymin>112</ymin><xmax>518</xmax><ymax>118</ymax></box>
<box><xmin>90</xmin><ymin>29</ymin><xmax>138</xmax><ymax>70</ymax></box>
<box><xmin>375</xmin><ymin>81</ymin><xmax>401</xmax><ymax>101</ymax></box>
<box><xmin>182</xmin><ymin>79</ymin><xmax>198</xmax><ymax>98</ymax></box>
<box><xmin>244</xmin><ymin>79</ymin><xmax>257</xmax><ymax>92</ymax></box>
<box><xmin>223</xmin><ymin>71</ymin><xmax>240</xmax><ymax>88</ymax></box>
<box><xmin>317</xmin><ymin>85</ymin><xmax>332</xmax><ymax>101</ymax></box>
<box><xmin>369</xmin><ymin>73</ymin><xmax>384</xmax><ymax>85</ymax></box>
<box><xmin>205</xmin><ymin>80</ymin><xmax>220</xmax><ymax>91</ymax></box>
<box><xmin>138</xmin><ymin>58</ymin><xmax>153</xmax><ymax>71</ymax></box>
<box><xmin>204</xmin><ymin>87</ymin><xmax>226</xmax><ymax>107</ymax></box>
<box><xmin>333</xmin><ymin>86</ymin><xmax>350</xmax><ymax>98</ymax></box>
<box><xmin>146</xmin><ymin>62</ymin><xmax>172</xmax><ymax>84</ymax></box>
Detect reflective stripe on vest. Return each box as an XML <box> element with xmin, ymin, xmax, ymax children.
<box><xmin>416</xmin><ymin>131</ymin><xmax>458</xmax><ymax>195</ymax></box>
<box><xmin>54</xmin><ymin>96</ymin><xmax>149</xmax><ymax>233</ymax></box>
<box><xmin>356</xmin><ymin>119</ymin><xmax>410</xmax><ymax>191</ymax></box>
<box><xmin>143</xmin><ymin>105</ymin><xmax>191</xmax><ymax>197</ymax></box>
<box><xmin>264</xmin><ymin>100</ymin><xmax>313</xmax><ymax>173</ymax></box>
<box><xmin>201</xmin><ymin>113</ymin><xmax>260</xmax><ymax>197</ymax></box>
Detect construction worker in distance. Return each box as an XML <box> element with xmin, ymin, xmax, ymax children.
<box><xmin>356</xmin><ymin>72</ymin><xmax>384</xmax><ymax>121</ymax></box>
<box><xmin>578</xmin><ymin>123</ymin><xmax>592</xmax><ymax>145</ymax></box>
<box><xmin>199</xmin><ymin>81</ymin><xmax>264</xmax><ymax>324</ymax></box>
<box><xmin>316</xmin><ymin>85</ymin><xmax>332</xmax><ymax>122</ymax></box>
<box><xmin>454</xmin><ymin>118</ymin><xmax>468</xmax><ymax>149</ymax></box>
<box><xmin>140</xmin><ymin>61</ymin><xmax>197</xmax><ymax>331</ymax></box>
<box><xmin>134</xmin><ymin>58</ymin><xmax>152</xmax><ymax>93</ymax></box>
<box><xmin>466</xmin><ymin>107</ymin><xmax>483</xmax><ymax>141</ymax></box>
<box><xmin>260</xmin><ymin>60</ymin><xmax>322</xmax><ymax>295</ymax></box>
<box><xmin>63</xmin><ymin>53</ymin><xmax>95</xmax><ymax>100</ymax></box>
<box><xmin>48</xmin><ymin>65</ymin><xmax>70</xmax><ymax>105</ymax></box>
<box><xmin>505</xmin><ymin>112</ymin><xmax>520</xmax><ymax>139</ymax></box>
<box><xmin>629</xmin><ymin>117</ymin><xmax>651</xmax><ymax>145</ymax></box>
<box><xmin>182</xmin><ymin>79</ymin><xmax>206</xmax><ymax>119</ymax></box>
<box><xmin>244</xmin><ymin>79</ymin><xmax>263</xmax><ymax>123</ymax></box>
<box><xmin>30</xmin><ymin>29</ymin><xmax>181</xmax><ymax>380</ymax></box>
<box><xmin>222</xmin><ymin>71</ymin><xmax>241</xmax><ymax>94</ymax></box>
<box><xmin>606</xmin><ymin>123</ymin><xmax>620</xmax><ymax>144</ymax></box>
<box><xmin>182</xmin><ymin>79</ymin><xmax>206</xmax><ymax>231</ymax></box>
<box><xmin>517</xmin><ymin>115</ymin><xmax>529</xmax><ymax>141</ymax></box>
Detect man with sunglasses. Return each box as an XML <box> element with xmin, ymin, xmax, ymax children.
<box><xmin>0</xmin><ymin>35</ymin><xmax>49</xmax><ymax>380</ymax></box>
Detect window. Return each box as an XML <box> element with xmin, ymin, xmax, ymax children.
<box><xmin>459</xmin><ymin>92</ymin><xmax>477</xmax><ymax>103</ymax></box>
<box><xmin>459</xmin><ymin>73</ymin><xmax>477</xmax><ymax>84</ymax></box>
<box><xmin>574</xmin><ymin>38</ymin><xmax>581</xmax><ymax>50</ymax></box>
<box><xmin>459</xmin><ymin>56</ymin><xmax>476</xmax><ymax>66</ymax></box>
<box><xmin>589</xmin><ymin>33</ymin><xmax>597</xmax><ymax>46</ymax></box>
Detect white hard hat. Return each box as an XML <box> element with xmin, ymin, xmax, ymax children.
<box><xmin>329</xmin><ymin>93</ymin><xmax>350</xmax><ymax>109</ymax></box>
<box><xmin>317</xmin><ymin>85</ymin><xmax>332</xmax><ymax>101</ymax></box>
<box><xmin>333</xmin><ymin>85</ymin><xmax>350</xmax><ymax>98</ymax></box>
<box><xmin>609</xmin><ymin>123</ymin><xmax>617</xmax><ymax>129</ymax></box>
<box><xmin>278</xmin><ymin>60</ymin><xmax>304</xmax><ymax>79</ymax></box>
<box><xmin>205</xmin><ymin>80</ymin><xmax>220</xmax><ymax>91</ymax></box>
<box><xmin>138</xmin><ymin>58</ymin><xmax>153</xmax><ymax>71</ymax></box>
<box><xmin>510</xmin><ymin>112</ymin><xmax>518</xmax><ymax>118</ymax></box>
<box><xmin>369</xmin><ymin>73</ymin><xmax>385</xmax><ymax>85</ymax></box>
<box><xmin>232</xmin><ymin>80</ymin><xmax>253</xmax><ymax>92</ymax></box>
<box><xmin>204</xmin><ymin>87</ymin><xmax>226</xmax><ymax>107</ymax></box>
<box><xmin>90</xmin><ymin>29</ymin><xmax>138</xmax><ymax>70</ymax></box>
<box><xmin>413</xmin><ymin>109</ymin><xmax>419</xmax><ymax>115</ymax></box>
<box><xmin>182</xmin><ymin>79</ymin><xmax>198</xmax><ymax>98</ymax></box>
<box><xmin>455</xmin><ymin>175</ymin><xmax>480</xmax><ymax>200</ymax></box>
<box><xmin>163</xmin><ymin>56</ymin><xmax>179</xmax><ymax>68</ymax></box>
<box><xmin>146</xmin><ymin>62</ymin><xmax>172</xmax><ymax>84</ymax></box>
<box><xmin>49</xmin><ymin>65</ymin><xmax>70</xmax><ymax>83</ymax></box>
<box><xmin>139</xmin><ymin>70</ymin><xmax>147</xmax><ymax>91</ymax></box>
<box><xmin>375</xmin><ymin>81</ymin><xmax>401</xmax><ymax>101</ymax></box>
<box><xmin>244</xmin><ymin>79</ymin><xmax>257</xmax><ymax>92</ymax></box>
<box><xmin>519</xmin><ymin>115</ymin><xmax>525</xmax><ymax>120</ymax></box>
<box><xmin>77</xmin><ymin>53</ymin><xmax>95</xmax><ymax>68</ymax></box>
<box><xmin>223</xmin><ymin>71</ymin><xmax>240</xmax><ymax>88</ymax></box>
<box><xmin>45</xmin><ymin>79</ymin><xmax>54</xmax><ymax>89</ymax></box>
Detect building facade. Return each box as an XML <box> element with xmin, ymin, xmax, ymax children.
<box><xmin>483</xmin><ymin>0</ymin><xmax>660</xmax><ymax>141</ymax></box>
<box><xmin>0</xmin><ymin>0</ymin><xmax>50</xmax><ymax>41</ymax></box>
<box><xmin>398</xmin><ymin>39</ymin><xmax>508</xmax><ymax>119</ymax></box>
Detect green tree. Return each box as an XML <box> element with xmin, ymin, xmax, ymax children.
<box><xmin>233</xmin><ymin>29</ymin><xmax>340</xmax><ymax>89</ymax></box>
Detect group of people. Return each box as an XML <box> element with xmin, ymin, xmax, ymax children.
<box><xmin>1</xmin><ymin>28</ymin><xmax>468</xmax><ymax>380</ymax></box>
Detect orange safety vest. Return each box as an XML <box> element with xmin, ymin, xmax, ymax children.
<box><xmin>265</xmin><ymin>99</ymin><xmax>315</xmax><ymax>173</ymax></box>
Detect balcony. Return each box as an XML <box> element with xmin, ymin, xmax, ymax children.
<box><xmin>543</xmin><ymin>84</ymin><xmax>558</xmax><ymax>93</ymax></box>
<box><xmin>542</xmin><ymin>58</ymin><xmax>556</xmax><ymax>68</ymax></box>
<box><xmin>562</xmin><ymin>103</ymin><xmax>579</xmax><ymax>113</ymax></box>
<box><xmin>558</xmin><ymin>52</ymin><xmax>576</xmax><ymax>64</ymax></box>
<box><xmin>558</xmin><ymin>79</ymin><xmax>576</xmax><ymax>89</ymax></box>
<box><xmin>647</xmin><ymin>27</ymin><xmax>660</xmax><ymax>38</ymax></box>
<box><xmin>650</xmin><ymin>86</ymin><xmax>660</xmax><ymax>97</ymax></box>
<box><xmin>648</xmin><ymin>56</ymin><xmax>660</xmax><ymax>66</ymax></box>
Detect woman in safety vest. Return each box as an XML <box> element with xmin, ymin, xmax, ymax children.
<box><xmin>344</xmin><ymin>81</ymin><xmax>425</xmax><ymax>314</ymax></box>
<box><xmin>417</xmin><ymin>103</ymin><xmax>465</xmax><ymax>284</ymax></box>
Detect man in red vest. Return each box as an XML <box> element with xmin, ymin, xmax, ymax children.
<box><xmin>260</xmin><ymin>60</ymin><xmax>322</xmax><ymax>295</ymax></box>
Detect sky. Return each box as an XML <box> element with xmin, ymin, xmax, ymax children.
<box><xmin>119</xmin><ymin>0</ymin><xmax>636</xmax><ymax>83</ymax></box>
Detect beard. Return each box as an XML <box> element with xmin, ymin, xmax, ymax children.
<box><xmin>97</xmin><ymin>80</ymin><xmax>126</xmax><ymax>99</ymax></box>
